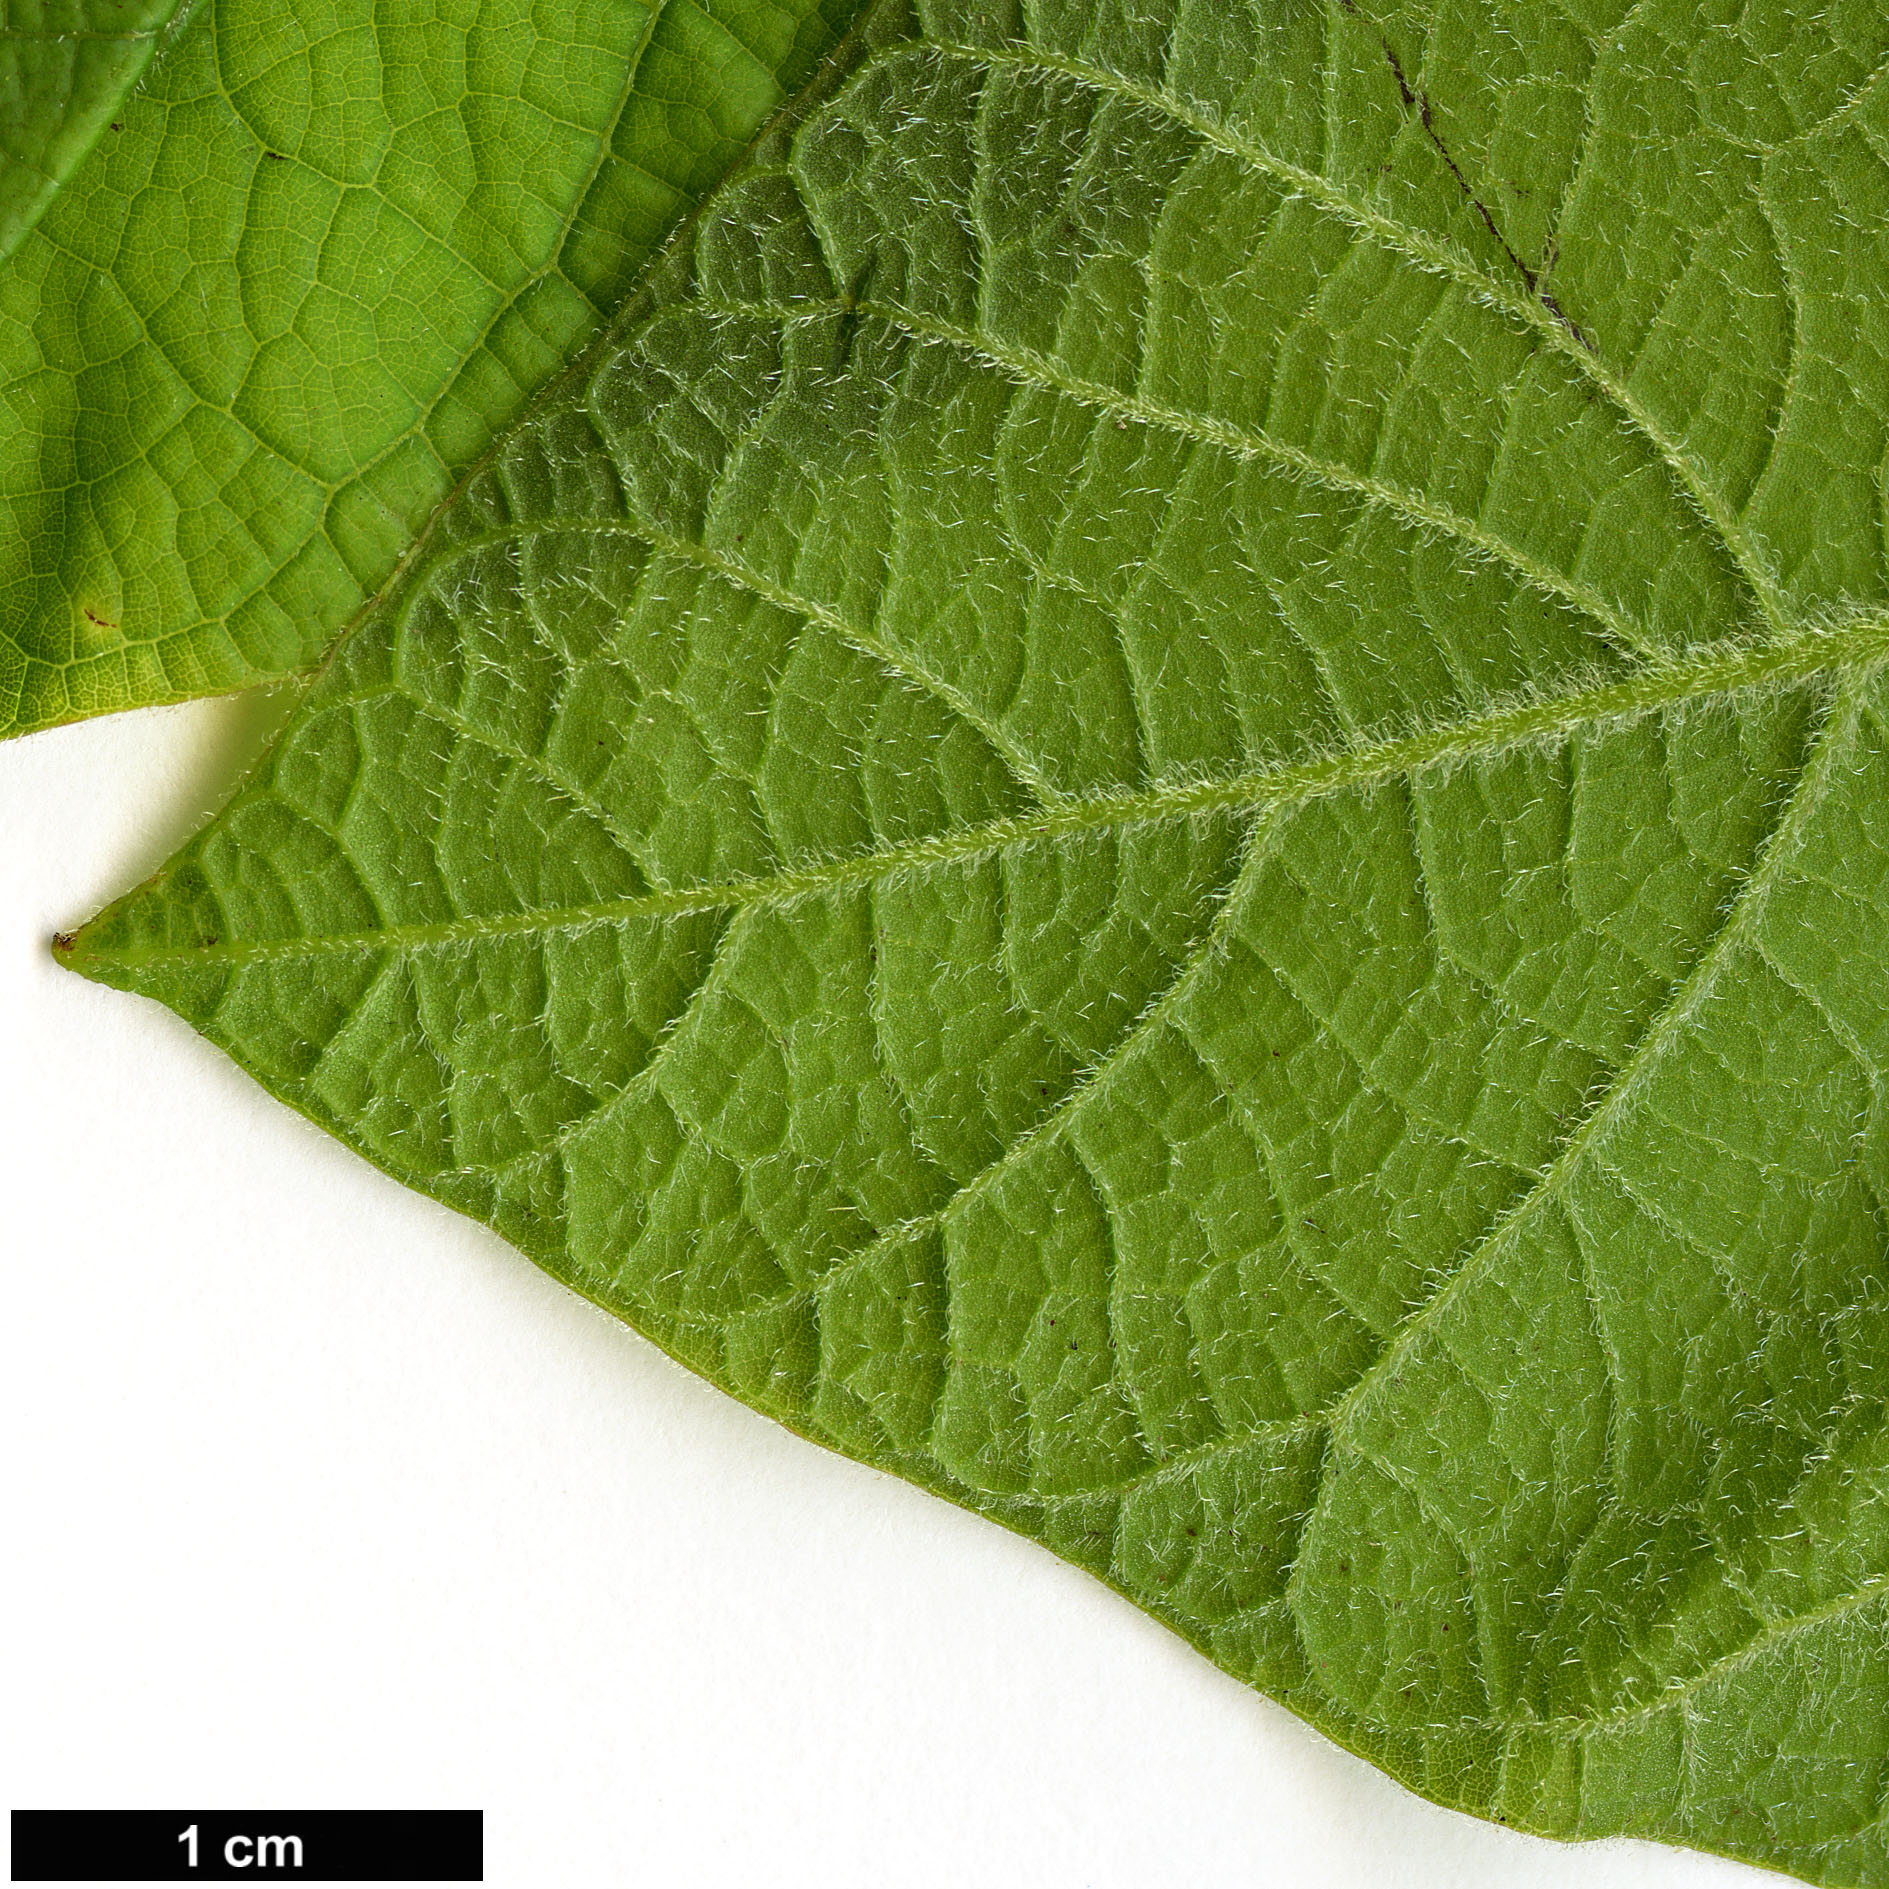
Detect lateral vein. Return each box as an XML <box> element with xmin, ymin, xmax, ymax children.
<box><xmin>702</xmin><ymin>292</ymin><xmax>1664</xmax><ymax>662</ymax></box>
<box><xmin>924</xmin><ymin>34</ymin><xmax>1800</xmax><ymax>640</ymax></box>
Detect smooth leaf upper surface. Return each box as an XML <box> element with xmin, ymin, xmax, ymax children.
<box><xmin>70</xmin><ymin>0</ymin><xmax>1889</xmax><ymax>1881</ymax></box>
<box><xmin>0</xmin><ymin>0</ymin><xmax>861</xmax><ymax>736</ymax></box>
<box><xmin>0</xmin><ymin>0</ymin><xmax>185</xmax><ymax>267</ymax></box>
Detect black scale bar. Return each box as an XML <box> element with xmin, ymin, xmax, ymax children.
<box><xmin>10</xmin><ymin>1811</ymin><xmax>482</xmax><ymax>1882</ymax></box>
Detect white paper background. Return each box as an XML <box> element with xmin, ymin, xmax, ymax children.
<box><xmin>3</xmin><ymin>698</ymin><xmax>1775</xmax><ymax>1889</ymax></box>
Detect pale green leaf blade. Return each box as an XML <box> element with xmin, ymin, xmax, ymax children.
<box><xmin>65</xmin><ymin>0</ymin><xmax>1889</xmax><ymax>1881</ymax></box>
<box><xmin>0</xmin><ymin>0</ymin><xmax>866</xmax><ymax>737</ymax></box>
<box><xmin>0</xmin><ymin>0</ymin><xmax>186</xmax><ymax>267</ymax></box>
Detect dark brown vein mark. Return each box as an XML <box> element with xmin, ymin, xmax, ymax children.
<box><xmin>1371</xmin><ymin>26</ymin><xmax>1596</xmax><ymax>353</ymax></box>
<box><xmin>833</xmin><ymin>253</ymin><xmax>879</xmax><ymax>373</ymax></box>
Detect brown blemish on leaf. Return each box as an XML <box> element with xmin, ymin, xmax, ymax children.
<box><xmin>1375</xmin><ymin>34</ymin><xmax>1596</xmax><ymax>351</ymax></box>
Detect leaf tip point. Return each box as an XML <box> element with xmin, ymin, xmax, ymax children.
<box><xmin>48</xmin><ymin>923</ymin><xmax>104</xmax><ymax>977</ymax></box>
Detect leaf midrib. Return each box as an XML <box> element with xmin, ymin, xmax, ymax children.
<box><xmin>589</xmin><ymin>659</ymin><xmax>1873</xmax><ymax>1526</ymax></box>
<box><xmin>71</xmin><ymin>612</ymin><xmax>1889</xmax><ymax>973</ymax></box>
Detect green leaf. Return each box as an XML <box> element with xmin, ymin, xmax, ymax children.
<box><xmin>0</xmin><ymin>0</ymin><xmax>186</xmax><ymax>268</ymax></box>
<box><xmin>0</xmin><ymin>0</ymin><xmax>864</xmax><ymax>737</ymax></box>
<box><xmin>64</xmin><ymin>0</ymin><xmax>1889</xmax><ymax>1880</ymax></box>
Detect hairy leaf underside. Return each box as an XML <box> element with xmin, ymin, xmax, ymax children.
<box><xmin>61</xmin><ymin>0</ymin><xmax>1889</xmax><ymax>1880</ymax></box>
